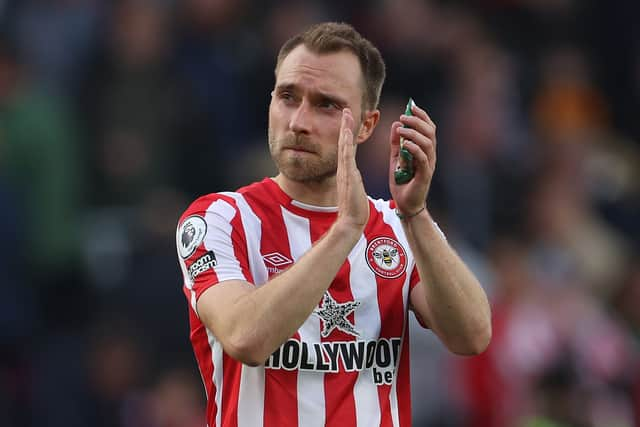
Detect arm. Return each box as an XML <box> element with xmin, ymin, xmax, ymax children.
<box><xmin>389</xmin><ymin>103</ymin><xmax>491</xmax><ymax>355</ymax></box>
<box><xmin>405</xmin><ymin>210</ymin><xmax>491</xmax><ymax>355</ymax></box>
<box><xmin>198</xmin><ymin>222</ymin><xmax>360</xmax><ymax>366</ymax></box>
<box><xmin>197</xmin><ymin>109</ymin><xmax>369</xmax><ymax>366</ymax></box>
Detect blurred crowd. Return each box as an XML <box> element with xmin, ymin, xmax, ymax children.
<box><xmin>1</xmin><ymin>0</ymin><xmax>639</xmax><ymax>426</ymax></box>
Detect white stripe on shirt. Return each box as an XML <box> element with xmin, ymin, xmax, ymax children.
<box><xmin>282</xmin><ymin>206</ymin><xmax>326</xmax><ymax>427</ymax></box>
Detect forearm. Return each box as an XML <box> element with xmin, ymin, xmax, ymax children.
<box><xmin>202</xmin><ymin>221</ymin><xmax>361</xmax><ymax>365</ymax></box>
<box><xmin>404</xmin><ymin>209</ymin><xmax>491</xmax><ymax>355</ymax></box>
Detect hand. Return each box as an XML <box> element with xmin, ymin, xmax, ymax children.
<box><xmin>388</xmin><ymin>102</ymin><xmax>437</xmax><ymax>215</ymax></box>
<box><xmin>336</xmin><ymin>108</ymin><xmax>369</xmax><ymax>232</ymax></box>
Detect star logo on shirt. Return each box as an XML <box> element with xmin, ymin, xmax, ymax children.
<box><xmin>313</xmin><ymin>292</ymin><xmax>361</xmax><ymax>338</ymax></box>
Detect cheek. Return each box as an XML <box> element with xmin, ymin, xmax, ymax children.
<box><xmin>268</xmin><ymin>104</ymin><xmax>278</xmax><ymax>126</ymax></box>
<box><xmin>324</xmin><ymin>116</ymin><xmax>343</xmax><ymax>139</ymax></box>
<box><xmin>324</xmin><ymin>116</ymin><xmax>357</xmax><ymax>145</ymax></box>
<box><xmin>268</xmin><ymin>103</ymin><xmax>286</xmax><ymax>128</ymax></box>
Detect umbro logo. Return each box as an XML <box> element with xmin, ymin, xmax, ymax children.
<box><xmin>263</xmin><ymin>252</ymin><xmax>293</xmax><ymax>274</ymax></box>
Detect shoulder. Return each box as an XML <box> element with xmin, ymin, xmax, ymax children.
<box><xmin>177</xmin><ymin>178</ymin><xmax>275</xmax><ymax>226</ymax></box>
<box><xmin>178</xmin><ymin>192</ymin><xmax>241</xmax><ymax>225</ymax></box>
<box><xmin>175</xmin><ymin>193</ymin><xmax>242</xmax><ymax>259</ymax></box>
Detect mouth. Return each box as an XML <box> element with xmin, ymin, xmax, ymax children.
<box><xmin>284</xmin><ymin>146</ymin><xmax>314</xmax><ymax>154</ymax></box>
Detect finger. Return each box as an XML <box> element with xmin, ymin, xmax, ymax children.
<box><xmin>339</xmin><ymin>109</ymin><xmax>357</xmax><ymax>176</ymax></box>
<box><xmin>399</xmin><ymin>114</ymin><xmax>436</xmax><ymax>140</ymax></box>
<box><xmin>410</xmin><ymin>102</ymin><xmax>434</xmax><ymax>125</ymax></box>
<box><xmin>400</xmin><ymin>140</ymin><xmax>431</xmax><ymax>171</ymax></box>
<box><xmin>410</xmin><ymin>103</ymin><xmax>435</xmax><ymax>128</ymax></box>
<box><xmin>339</xmin><ymin>109</ymin><xmax>355</xmax><ymax>150</ymax></box>
<box><xmin>389</xmin><ymin>120</ymin><xmax>403</xmax><ymax>152</ymax></box>
<box><xmin>397</xmin><ymin>127</ymin><xmax>433</xmax><ymax>150</ymax></box>
<box><xmin>388</xmin><ymin>121</ymin><xmax>403</xmax><ymax>172</ymax></box>
<box><xmin>397</xmin><ymin>127</ymin><xmax>436</xmax><ymax>168</ymax></box>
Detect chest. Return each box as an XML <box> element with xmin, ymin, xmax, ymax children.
<box><xmin>251</xmin><ymin>214</ymin><xmax>412</xmax><ymax>341</ymax></box>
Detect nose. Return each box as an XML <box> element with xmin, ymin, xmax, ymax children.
<box><xmin>289</xmin><ymin>101</ymin><xmax>312</xmax><ymax>135</ymax></box>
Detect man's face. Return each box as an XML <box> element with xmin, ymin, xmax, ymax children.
<box><xmin>268</xmin><ymin>45</ymin><xmax>365</xmax><ymax>183</ymax></box>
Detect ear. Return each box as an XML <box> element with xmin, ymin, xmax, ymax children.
<box><xmin>355</xmin><ymin>109</ymin><xmax>380</xmax><ymax>144</ymax></box>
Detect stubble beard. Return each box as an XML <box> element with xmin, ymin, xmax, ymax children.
<box><xmin>268</xmin><ymin>128</ymin><xmax>337</xmax><ymax>184</ymax></box>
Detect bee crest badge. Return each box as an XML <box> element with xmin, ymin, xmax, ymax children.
<box><xmin>366</xmin><ymin>237</ymin><xmax>407</xmax><ymax>279</ymax></box>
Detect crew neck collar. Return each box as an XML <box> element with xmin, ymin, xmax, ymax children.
<box><xmin>264</xmin><ymin>177</ymin><xmax>339</xmax><ymax>215</ymax></box>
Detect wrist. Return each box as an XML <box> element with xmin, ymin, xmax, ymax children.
<box><xmin>395</xmin><ymin>204</ymin><xmax>426</xmax><ymax>221</ymax></box>
<box><xmin>331</xmin><ymin>219</ymin><xmax>365</xmax><ymax>242</ymax></box>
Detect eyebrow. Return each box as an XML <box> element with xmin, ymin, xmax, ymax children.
<box><xmin>275</xmin><ymin>83</ymin><xmax>349</xmax><ymax>108</ymax></box>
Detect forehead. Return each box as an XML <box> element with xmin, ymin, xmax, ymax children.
<box><xmin>276</xmin><ymin>45</ymin><xmax>363</xmax><ymax>100</ymax></box>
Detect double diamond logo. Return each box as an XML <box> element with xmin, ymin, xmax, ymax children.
<box><xmin>262</xmin><ymin>252</ymin><xmax>293</xmax><ymax>267</ymax></box>
<box><xmin>263</xmin><ymin>252</ymin><xmax>293</xmax><ymax>275</ymax></box>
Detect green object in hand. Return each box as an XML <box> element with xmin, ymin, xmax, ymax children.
<box><xmin>394</xmin><ymin>98</ymin><xmax>415</xmax><ymax>184</ymax></box>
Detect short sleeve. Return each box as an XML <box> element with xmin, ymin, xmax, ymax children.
<box><xmin>176</xmin><ymin>195</ymin><xmax>252</xmax><ymax>313</ymax></box>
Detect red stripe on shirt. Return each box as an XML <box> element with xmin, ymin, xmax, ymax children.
<box><xmin>397</xmin><ymin>322</ymin><xmax>413</xmax><ymax>427</ymax></box>
<box><xmin>305</xmin><ymin>215</ymin><xmax>358</xmax><ymax>426</ymax></box>
<box><xmin>220</xmin><ymin>353</ymin><xmax>241</xmax><ymax>427</ymax></box>
<box><xmin>186</xmin><ymin>304</ymin><xmax>218</xmax><ymax>426</ymax></box>
<box><xmin>242</xmin><ymin>188</ymin><xmax>300</xmax><ymax>427</ymax></box>
<box><xmin>263</xmin><ymin>332</ymin><xmax>301</xmax><ymax>427</ymax></box>
<box><xmin>323</xmin><ymin>262</ymin><xmax>358</xmax><ymax>426</ymax></box>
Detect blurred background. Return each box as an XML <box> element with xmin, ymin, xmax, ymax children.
<box><xmin>1</xmin><ymin>0</ymin><xmax>639</xmax><ymax>426</ymax></box>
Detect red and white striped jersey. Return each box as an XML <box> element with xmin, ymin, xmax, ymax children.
<box><xmin>176</xmin><ymin>177</ymin><xmax>424</xmax><ymax>427</ymax></box>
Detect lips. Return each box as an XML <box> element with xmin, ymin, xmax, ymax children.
<box><xmin>284</xmin><ymin>145</ymin><xmax>314</xmax><ymax>153</ymax></box>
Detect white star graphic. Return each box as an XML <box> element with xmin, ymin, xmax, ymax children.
<box><xmin>313</xmin><ymin>292</ymin><xmax>361</xmax><ymax>338</ymax></box>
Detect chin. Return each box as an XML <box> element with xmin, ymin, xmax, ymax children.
<box><xmin>272</xmin><ymin>151</ymin><xmax>336</xmax><ymax>182</ymax></box>
<box><xmin>282</xmin><ymin>168</ymin><xmax>337</xmax><ymax>184</ymax></box>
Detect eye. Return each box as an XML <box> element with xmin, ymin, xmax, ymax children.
<box><xmin>277</xmin><ymin>91</ymin><xmax>297</xmax><ymax>105</ymax></box>
<box><xmin>318</xmin><ymin>99</ymin><xmax>340</xmax><ymax>110</ymax></box>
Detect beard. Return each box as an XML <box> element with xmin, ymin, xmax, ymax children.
<box><xmin>268</xmin><ymin>128</ymin><xmax>338</xmax><ymax>183</ymax></box>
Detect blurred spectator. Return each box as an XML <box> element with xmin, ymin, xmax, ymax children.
<box><xmin>613</xmin><ymin>259</ymin><xmax>640</xmax><ymax>342</ymax></box>
<box><xmin>527</xmin><ymin>47</ymin><xmax>633</xmax><ymax>296</ymax></box>
<box><xmin>143</xmin><ymin>367</ymin><xmax>205</xmax><ymax>427</ymax></box>
<box><xmin>521</xmin><ymin>357</ymin><xmax>588</xmax><ymax>427</ymax></box>
<box><xmin>457</xmin><ymin>231</ymin><xmax>637</xmax><ymax>427</ymax></box>
<box><xmin>30</xmin><ymin>315</ymin><xmax>149</xmax><ymax>427</ymax></box>
<box><xmin>13</xmin><ymin>0</ymin><xmax>102</xmax><ymax>95</ymax></box>
<box><xmin>0</xmin><ymin>32</ymin><xmax>82</xmax><ymax>285</ymax></box>
<box><xmin>439</xmin><ymin>37</ymin><xmax>534</xmax><ymax>250</ymax></box>
<box><xmin>612</xmin><ymin>258</ymin><xmax>640</xmax><ymax>426</ymax></box>
<box><xmin>80</xmin><ymin>0</ymin><xmax>193</xmax><ymax>206</ymax></box>
<box><xmin>532</xmin><ymin>46</ymin><xmax>609</xmax><ymax>140</ymax></box>
<box><xmin>172</xmin><ymin>0</ymin><xmax>258</xmax><ymax>193</ymax></box>
<box><xmin>455</xmin><ymin>237</ymin><xmax>558</xmax><ymax>427</ymax></box>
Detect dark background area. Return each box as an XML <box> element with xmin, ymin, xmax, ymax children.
<box><xmin>1</xmin><ymin>0</ymin><xmax>639</xmax><ymax>426</ymax></box>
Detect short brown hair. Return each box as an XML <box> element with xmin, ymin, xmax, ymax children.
<box><xmin>275</xmin><ymin>22</ymin><xmax>386</xmax><ymax>111</ymax></box>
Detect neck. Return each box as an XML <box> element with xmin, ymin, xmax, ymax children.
<box><xmin>272</xmin><ymin>174</ymin><xmax>338</xmax><ymax>207</ymax></box>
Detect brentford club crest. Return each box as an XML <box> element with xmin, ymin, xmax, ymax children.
<box><xmin>366</xmin><ymin>237</ymin><xmax>407</xmax><ymax>279</ymax></box>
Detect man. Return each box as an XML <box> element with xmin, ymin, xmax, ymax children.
<box><xmin>176</xmin><ymin>22</ymin><xmax>491</xmax><ymax>427</ymax></box>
